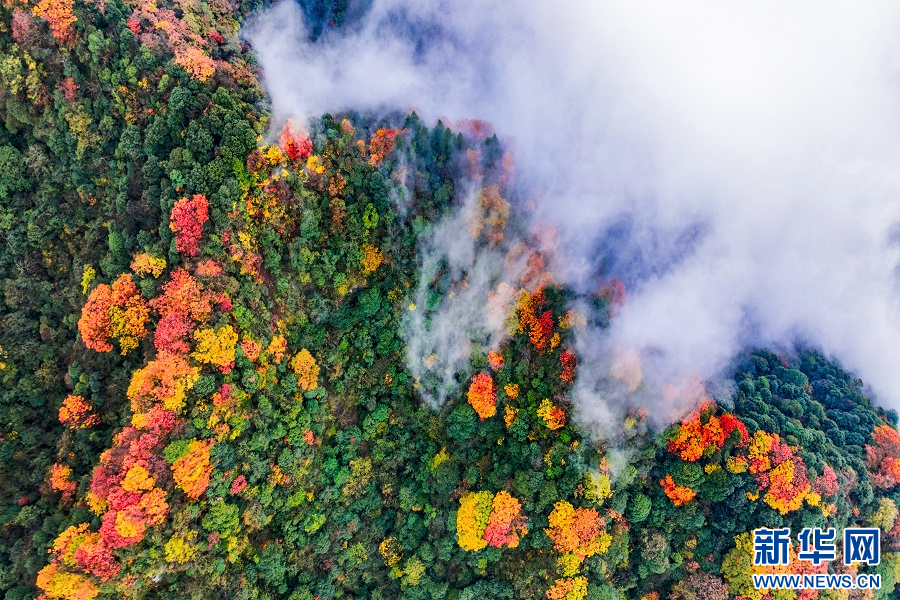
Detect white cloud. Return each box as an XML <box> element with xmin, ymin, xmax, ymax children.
<box><xmin>246</xmin><ymin>0</ymin><xmax>900</xmax><ymax>416</ymax></box>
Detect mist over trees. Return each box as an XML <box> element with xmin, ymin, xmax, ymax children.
<box><xmin>1</xmin><ymin>1</ymin><xmax>900</xmax><ymax>599</ymax></box>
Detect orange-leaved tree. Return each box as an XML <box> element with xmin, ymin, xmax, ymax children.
<box><xmin>467</xmin><ymin>373</ymin><xmax>497</xmax><ymax>420</ymax></box>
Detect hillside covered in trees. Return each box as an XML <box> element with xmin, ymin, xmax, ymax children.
<box><xmin>2</xmin><ymin>1</ymin><xmax>900</xmax><ymax>599</ymax></box>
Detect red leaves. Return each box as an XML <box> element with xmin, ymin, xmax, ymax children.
<box><xmin>668</xmin><ymin>402</ymin><xmax>748</xmax><ymax>462</ymax></box>
<box><xmin>866</xmin><ymin>424</ymin><xmax>900</xmax><ymax>489</ymax></box>
<box><xmin>280</xmin><ymin>123</ymin><xmax>312</xmax><ymax>161</ymax></box>
<box><xmin>169</xmin><ymin>194</ymin><xmax>209</xmax><ymax>257</ymax></box>
<box><xmin>560</xmin><ymin>350</ymin><xmax>577</xmax><ymax>383</ymax></box>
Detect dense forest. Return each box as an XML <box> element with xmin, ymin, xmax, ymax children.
<box><xmin>2</xmin><ymin>0</ymin><xmax>900</xmax><ymax>599</ymax></box>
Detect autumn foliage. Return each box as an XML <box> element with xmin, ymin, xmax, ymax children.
<box><xmin>545</xmin><ymin>500</ymin><xmax>611</xmax><ymax>559</ymax></box>
<box><xmin>456</xmin><ymin>490</ymin><xmax>527</xmax><ymax>551</ymax></box>
<box><xmin>291</xmin><ymin>349</ymin><xmax>320</xmax><ymax>392</ymax></box>
<box><xmin>660</xmin><ymin>474</ymin><xmax>696</xmax><ymax>506</ymax></box>
<box><xmin>78</xmin><ymin>274</ymin><xmax>150</xmax><ymax>354</ymax></box>
<box><xmin>667</xmin><ymin>402</ymin><xmax>748</xmax><ymax>462</ymax></box>
<box><xmin>467</xmin><ymin>373</ymin><xmax>497</xmax><ymax>420</ymax></box>
<box><xmin>866</xmin><ymin>424</ymin><xmax>900</xmax><ymax>489</ymax></box>
<box><xmin>170</xmin><ymin>194</ymin><xmax>210</xmax><ymax>257</ymax></box>
<box><xmin>367</xmin><ymin>128</ymin><xmax>401</xmax><ymax>166</ymax></box>
<box><xmin>31</xmin><ymin>0</ymin><xmax>76</xmax><ymax>43</ymax></box>
<box><xmin>747</xmin><ymin>430</ymin><xmax>812</xmax><ymax>514</ymax></box>
<box><xmin>59</xmin><ymin>395</ymin><xmax>99</xmax><ymax>429</ymax></box>
<box><xmin>517</xmin><ymin>289</ymin><xmax>558</xmax><ymax>351</ymax></box>
<box><xmin>537</xmin><ymin>398</ymin><xmax>566</xmax><ymax>431</ymax></box>
<box><xmin>171</xmin><ymin>439</ymin><xmax>214</xmax><ymax>499</ymax></box>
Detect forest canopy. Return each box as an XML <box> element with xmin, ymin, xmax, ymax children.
<box><xmin>1</xmin><ymin>0</ymin><xmax>900</xmax><ymax>599</ymax></box>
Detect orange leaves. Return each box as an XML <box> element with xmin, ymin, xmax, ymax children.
<box><xmin>545</xmin><ymin>500</ymin><xmax>610</xmax><ymax>559</ymax></box>
<box><xmin>36</xmin><ymin>564</ymin><xmax>99</xmax><ymax>600</ymax></box>
<box><xmin>456</xmin><ymin>490</ymin><xmax>527</xmax><ymax>551</ymax></box>
<box><xmin>59</xmin><ymin>395</ymin><xmax>99</xmax><ymax>429</ymax></box>
<box><xmin>517</xmin><ymin>289</ymin><xmax>556</xmax><ymax>351</ymax></box>
<box><xmin>49</xmin><ymin>463</ymin><xmax>77</xmax><ymax>502</ymax></box>
<box><xmin>368</xmin><ymin>128</ymin><xmax>401</xmax><ymax>166</ymax></box>
<box><xmin>171</xmin><ymin>439</ymin><xmax>214</xmax><ymax>499</ymax></box>
<box><xmin>127</xmin><ymin>351</ymin><xmax>200</xmax><ymax>413</ymax></box>
<box><xmin>866</xmin><ymin>424</ymin><xmax>900</xmax><ymax>489</ymax></box>
<box><xmin>667</xmin><ymin>402</ymin><xmax>747</xmax><ymax>462</ymax></box>
<box><xmin>537</xmin><ymin>398</ymin><xmax>566</xmax><ymax>431</ymax></box>
<box><xmin>546</xmin><ymin>576</ymin><xmax>588</xmax><ymax>600</ymax></box>
<box><xmin>660</xmin><ymin>474</ymin><xmax>696</xmax><ymax>507</ymax></box>
<box><xmin>467</xmin><ymin>373</ymin><xmax>497</xmax><ymax>420</ymax></box>
<box><xmin>77</xmin><ymin>283</ymin><xmax>113</xmax><ymax>352</ymax></box>
<box><xmin>291</xmin><ymin>348</ymin><xmax>320</xmax><ymax>392</ymax></box>
<box><xmin>31</xmin><ymin>0</ymin><xmax>76</xmax><ymax>43</ymax></box>
<box><xmin>467</xmin><ymin>185</ymin><xmax>510</xmax><ymax>246</ymax></box>
<box><xmin>360</xmin><ymin>244</ymin><xmax>384</xmax><ymax>275</ymax></box>
<box><xmin>504</xmin><ymin>383</ymin><xmax>519</xmax><ymax>400</ymax></box>
<box><xmin>77</xmin><ymin>274</ymin><xmax>149</xmax><ymax>355</ymax></box>
<box><xmin>487</xmin><ymin>351</ymin><xmax>505</xmax><ymax>370</ymax></box>
<box><xmin>745</xmin><ymin>430</ymin><xmax>812</xmax><ymax>514</ymax></box>
<box><xmin>482</xmin><ymin>491</ymin><xmax>527</xmax><ymax>549</ymax></box>
<box><xmin>170</xmin><ymin>194</ymin><xmax>210</xmax><ymax>257</ymax></box>
<box><xmin>173</xmin><ymin>46</ymin><xmax>217</xmax><ymax>82</ymax></box>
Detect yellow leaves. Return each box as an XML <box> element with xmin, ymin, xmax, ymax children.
<box><xmin>36</xmin><ymin>564</ymin><xmax>99</xmax><ymax>600</ymax></box>
<box><xmin>85</xmin><ymin>491</ymin><xmax>107</xmax><ymax>515</ymax></box>
<box><xmin>120</xmin><ymin>465</ymin><xmax>155</xmax><ymax>493</ymax></box>
<box><xmin>81</xmin><ymin>265</ymin><xmax>96</xmax><ymax>295</ymax></box>
<box><xmin>114</xmin><ymin>511</ymin><xmax>145</xmax><ymax>539</ymax></box>
<box><xmin>379</xmin><ymin>537</ymin><xmax>404</xmax><ymax>567</ymax></box>
<box><xmin>537</xmin><ymin>398</ymin><xmax>566</xmax><ymax>430</ymax></box>
<box><xmin>130</xmin><ymin>253</ymin><xmax>166</xmax><ymax>278</ymax></box>
<box><xmin>360</xmin><ymin>244</ymin><xmax>384</xmax><ymax>275</ymax></box>
<box><xmin>291</xmin><ymin>348</ymin><xmax>320</xmax><ymax>392</ymax></box>
<box><xmin>726</xmin><ymin>455</ymin><xmax>749</xmax><ymax>474</ymax></box>
<box><xmin>504</xmin><ymin>406</ymin><xmax>519</xmax><ymax>428</ymax></box>
<box><xmin>456</xmin><ymin>491</ymin><xmax>493</xmax><ymax>552</ymax></box>
<box><xmin>429</xmin><ymin>448</ymin><xmax>450</xmax><ymax>471</ymax></box>
<box><xmin>504</xmin><ymin>383</ymin><xmax>519</xmax><ymax>399</ymax></box>
<box><xmin>165</xmin><ymin>533</ymin><xmax>198</xmax><ymax>564</ymax></box>
<box><xmin>171</xmin><ymin>440</ymin><xmax>214</xmax><ymax>499</ymax></box>
<box><xmin>265</xmin><ymin>334</ymin><xmax>287</xmax><ymax>364</ymax></box>
<box><xmin>265</xmin><ymin>145</ymin><xmax>284</xmax><ymax>165</ymax></box>
<box><xmin>581</xmin><ymin>472</ymin><xmax>612</xmax><ymax>506</ymax></box>
<box><xmin>306</xmin><ymin>154</ymin><xmax>325</xmax><ymax>174</ymax></box>
<box><xmin>191</xmin><ymin>325</ymin><xmax>238</xmax><ymax>371</ymax></box>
